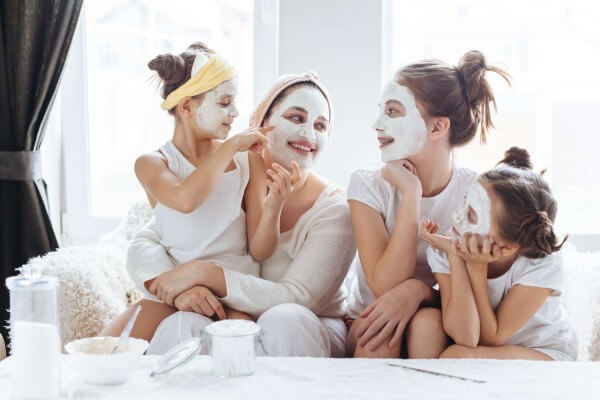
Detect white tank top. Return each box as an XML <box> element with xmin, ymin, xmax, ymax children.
<box><xmin>153</xmin><ymin>141</ymin><xmax>259</xmax><ymax>276</ymax></box>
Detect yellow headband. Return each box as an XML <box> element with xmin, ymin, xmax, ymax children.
<box><xmin>161</xmin><ymin>54</ymin><xmax>237</xmax><ymax>110</ymax></box>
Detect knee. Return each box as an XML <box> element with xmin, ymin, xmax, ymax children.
<box><xmin>176</xmin><ymin>311</ymin><xmax>214</xmax><ymax>337</ymax></box>
<box><xmin>258</xmin><ymin>303</ymin><xmax>319</xmax><ymax>331</ymax></box>
<box><xmin>406</xmin><ymin>308</ymin><xmax>443</xmax><ymax>339</ymax></box>
<box><xmin>147</xmin><ymin>311</ymin><xmax>212</xmax><ymax>355</ymax></box>
<box><xmin>257</xmin><ymin>303</ymin><xmax>329</xmax><ymax>357</ymax></box>
<box><xmin>346</xmin><ymin>316</ymin><xmax>368</xmax><ymax>352</ymax></box>
<box><xmin>440</xmin><ymin>344</ymin><xmax>475</xmax><ymax>359</ymax></box>
<box><xmin>134</xmin><ymin>299</ymin><xmax>155</xmax><ymax>306</ymax></box>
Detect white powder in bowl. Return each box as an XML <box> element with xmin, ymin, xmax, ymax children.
<box><xmin>67</xmin><ymin>337</ymin><xmax>133</xmax><ymax>354</ymax></box>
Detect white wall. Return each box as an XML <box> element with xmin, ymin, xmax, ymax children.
<box><xmin>276</xmin><ymin>0</ymin><xmax>389</xmax><ymax>188</ymax></box>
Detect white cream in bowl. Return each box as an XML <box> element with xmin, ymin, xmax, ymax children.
<box><xmin>64</xmin><ymin>336</ymin><xmax>148</xmax><ymax>385</ymax></box>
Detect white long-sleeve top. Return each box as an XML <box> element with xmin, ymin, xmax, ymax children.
<box><xmin>127</xmin><ymin>183</ymin><xmax>357</xmax><ymax>318</ymax></box>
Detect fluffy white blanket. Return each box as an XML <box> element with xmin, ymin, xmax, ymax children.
<box><xmin>17</xmin><ymin>203</ymin><xmax>152</xmax><ymax>345</ymax></box>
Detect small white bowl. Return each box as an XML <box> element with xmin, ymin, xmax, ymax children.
<box><xmin>64</xmin><ymin>336</ymin><xmax>148</xmax><ymax>385</ymax></box>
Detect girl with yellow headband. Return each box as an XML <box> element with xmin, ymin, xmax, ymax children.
<box><xmin>101</xmin><ymin>42</ymin><xmax>300</xmax><ymax>339</ymax></box>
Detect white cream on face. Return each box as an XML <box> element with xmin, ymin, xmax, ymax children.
<box><xmin>266</xmin><ymin>87</ymin><xmax>329</xmax><ymax>169</ymax></box>
<box><xmin>195</xmin><ymin>78</ymin><xmax>239</xmax><ymax>139</ymax></box>
<box><xmin>451</xmin><ymin>179</ymin><xmax>492</xmax><ymax>238</ymax></box>
<box><xmin>374</xmin><ymin>81</ymin><xmax>428</xmax><ymax>162</ymax></box>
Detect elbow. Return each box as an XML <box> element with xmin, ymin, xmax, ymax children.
<box><xmin>449</xmin><ymin>331</ymin><xmax>479</xmax><ymax>349</ymax></box>
<box><xmin>251</xmin><ymin>251</ymin><xmax>269</xmax><ymax>263</ymax></box>
<box><xmin>173</xmin><ymin>187</ymin><xmax>204</xmax><ymax>213</ymax></box>
<box><xmin>364</xmin><ymin>270</ymin><xmax>392</xmax><ymax>299</ymax></box>
<box><xmin>126</xmin><ymin>246</ymin><xmax>139</xmax><ymax>276</ymax></box>
<box><xmin>366</xmin><ymin>280</ymin><xmax>385</xmax><ymax>299</ymax></box>
<box><xmin>248</xmin><ymin>236</ymin><xmax>277</xmax><ymax>263</ymax></box>
<box><xmin>175</xmin><ymin>199</ymin><xmax>196</xmax><ymax>214</ymax></box>
<box><xmin>443</xmin><ymin>319</ymin><xmax>479</xmax><ymax>349</ymax></box>
<box><xmin>249</xmin><ymin>243</ymin><xmax>272</xmax><ymax>263</ymax></box>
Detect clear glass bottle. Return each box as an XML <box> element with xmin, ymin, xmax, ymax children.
<box><xmin>6</xmin><ymin>272</ymin><xmax>61</xmax><ymax>399</ymax></box>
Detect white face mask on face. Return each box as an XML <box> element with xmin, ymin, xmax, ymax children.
<box><xmin>195</xmin><ymin>78</ymin><xmax>239</xmax><ymax>139</ymax></box>
<box><xmin>451</xmin><ymin>180</ymin><xmax>492</xmax><ymax>238</ymax></box>
<box><xmin>267</xmin><ymin>87</ymin><xmax>329</xmax><ymax>169</ymax></box>
<box><xmin>374</xmin><ymin>81</ymin><xmax>428</xmax><ymax>162</ymax></box>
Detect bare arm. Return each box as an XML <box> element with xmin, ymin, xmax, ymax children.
<box><xmin>421</xmin><ymin>220</ymin><xmax>479</xmax><ymax>346</ymax></box>
<box><xmin>435</xmin><ymin>254</ymin><xmax>480</xmax><ymax>347</ymax></box>
<box><xmin>349</xmin><ymin>193</ymin><xmax>419</xmax><ymax>298</ymax></box>
<box><xmin>456</xmin><ymin>234</ymin><xmax>552</xmax><ymax>346</ymax></box>
<box><xmin>468</xmin><ymin>264</ymin><xmax>551</xmax><ymax>346</ymax></box>
<box><xmin>244</xmin><ymin>156</ymin><xmax>299</xmax><ymax>262</ymax></box>
<box><xmin>135</xmin><ymin>129</ymin><xmax>269</xmax><ymax>213</ymax></box>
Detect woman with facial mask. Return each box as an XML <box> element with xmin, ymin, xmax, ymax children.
<box><xmin>101</xmin><ymin>42</ymin><xmax>293</xmax><ymax>339</ymax></box>
<box><xmin>420</xmin><ymin>147</ymin><xmax>576</xmax><ymax>361</ymax></box>
<box><xmin>345</xmin><ymin>50</ymin><xmax>510</xmax><ymax>358</ymax></box>
<box><xmin>127</xmin><ymin>72</ymin><xmax>356</xmax><ymax>357</ymax></box>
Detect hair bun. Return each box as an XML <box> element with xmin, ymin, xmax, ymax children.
<box><xmin>455</xmin><ymin>50</ymin><xmax>511</xmax><ymax>144</ymax></box>
<box><xmin>148</xmin><ymin>54</ymin><xmax>186</xmax><ymax>86</ymax></box>
<box><xmin>498</xmin><ymin>146</ymin><xmax>532</xmax><ymax>170</ymax></box>
<box><xmin>519</xmin><ymin>211</ymin><xmax>564</xmax><ymax>258</ymax></box>
<box><xmin>457</xmin><ymin>50</ymin><xmax>489</xmax><ymax>108</ymax></box>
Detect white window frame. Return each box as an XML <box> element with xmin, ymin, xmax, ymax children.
<box><xmin>61</xmin><ymin>0</ymin><xmax>279</xmax><ymax>243</ymax></box>
<box><xmin>386</xmin><ymin>1</ymin><xmax>599</xmax><ymax>252</ymax></box>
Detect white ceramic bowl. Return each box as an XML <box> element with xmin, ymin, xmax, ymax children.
<box><xmin>64</xmin><ymin>336</ymin><xmax>148</xmax><ymax>385</ymax></box>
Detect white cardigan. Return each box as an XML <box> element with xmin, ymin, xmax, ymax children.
<box><xmin>126</xmin><ymin>184</ymin><xmax>356</xmax><ymax>318</ymax></box>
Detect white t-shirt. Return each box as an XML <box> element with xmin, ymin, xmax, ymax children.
<box><xmin>427</xmin><ymin>247</ymin><xmax>578</xmax><ymax>360</ymax></box>
<box><xmin>346</xmin><ymin>165</ymin><xmax>477</xmax><ymax>318</ymax></box>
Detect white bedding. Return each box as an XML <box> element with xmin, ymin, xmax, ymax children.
<box><xmin>0</xmin><ymin>355</ymin><xmax>596</xmax><ymax>399</ymax></box>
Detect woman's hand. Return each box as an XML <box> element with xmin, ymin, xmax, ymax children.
<box><xmin>264</xmin><ymin>161</ymin><xmax>301</xmax><ymax>210</ymax></box>
<box><xmin>381</xmin><ymin>159</ymin><xmax>422</xmax><ymax>197</ymax></box>
<box><xmin>173</xmin><ymin>285</ymin><xmax>226</xmax><ymax>320</ymax></box>
<box><xmin>356</xmin><ymin>279</ymin><xmax>424</xmax><ymax>351</ymax></box>
<box><xmin>149</xmin><ymin>261</ymin><xmax>201</xmax><ymax>306</ymax></box>
<box><xmin>420</xmin><ymin>219</ymin><xmax>457</xmax><ymax>255</ymax></box>
<box><xmin>231</xmin><ymin>126</ymin><xmax>273</xmax><ymax>153</ymax></box>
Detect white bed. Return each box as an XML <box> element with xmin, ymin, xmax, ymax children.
<box><xmin>2</xmin><ymin>203</ymin><xmax>599</xmax><ymax>399</ymax></box>
<box><xmin>0</xmin><ymin>355</ymin><xmax>596</xmax><ymax>399</ymax></box>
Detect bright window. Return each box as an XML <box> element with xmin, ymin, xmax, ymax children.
<box><xmin>393</xmin><ymin>0</ymin><xmax>600</xmax><ymax>235</ymax></box>
<box><xmin>84</xmin><ymin>0</ymin><xmax>254</xmax><ymax>218</ymax></box>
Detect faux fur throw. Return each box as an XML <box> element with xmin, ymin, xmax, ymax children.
<box><xmin>17</xmin><ymin>203</ymin><xmax>153</xmax><ymax>345</ymax></box>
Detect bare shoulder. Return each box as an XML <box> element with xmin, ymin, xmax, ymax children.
<box><xmin>134</xmin><ymin>152</ymin><xmax>168</xmax><ymax>177</ymax></box>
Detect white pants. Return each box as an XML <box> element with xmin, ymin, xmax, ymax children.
<box><xmin>147</xmin><ymin>303</ymin><xmax>347</xmax><ymax>357</ymax></box>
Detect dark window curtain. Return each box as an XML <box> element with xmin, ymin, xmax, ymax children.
<box><xmin>0</xmin><ymin>0</ymin><xmax>83</xmax><ymax>343</ymax></box>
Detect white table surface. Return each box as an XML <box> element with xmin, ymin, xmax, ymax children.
<box><xmin>0</xmin><ymin>355</ymin><xmax>596</xmax><ymax>399</ymax></box>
